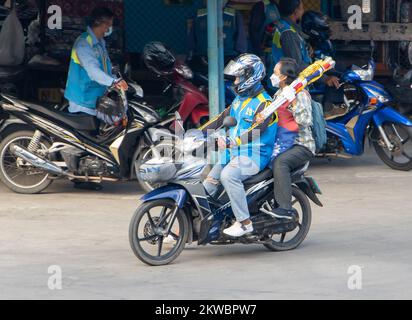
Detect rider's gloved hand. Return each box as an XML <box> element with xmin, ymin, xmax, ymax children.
<box><xmin>114</xmin><ymin>79</ymin><xmax>129</xmax><ymax>91</ymax></box>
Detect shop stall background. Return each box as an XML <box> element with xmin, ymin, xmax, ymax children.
<box><xmin>1</xmin><ymin>0</ymin><xmax>412</xmax><ymax>106</ymax></box>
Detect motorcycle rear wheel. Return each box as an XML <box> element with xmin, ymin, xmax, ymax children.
<box><xmin>0</xmin><ymin>130</ymin><xmax>52</xmax><ymax>194</ymax></box>
<box><xmin>264</xmin><ymin>186</ymin><xmax>312</xmax><ymax>252</ymax></box>
<box><xmin>373</xmin><ymin>123</ymin><xmax>412</xmax><ymax>171</ymax></box>
<box><xmin>129</xmin><ymin>199</ymin><xmax>189</xmax><ymax>266</ymax></box>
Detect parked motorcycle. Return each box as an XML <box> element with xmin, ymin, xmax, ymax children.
<box><xmin>314</xmin><ymin>54</ymin><xmax>412</xmax><ymax>170</ymax></box>
<box><xmin>0</xmin><ymin>80</ymin><xmax>173</xmax><ymax>194</ymax></box>
<box><xmin>142</xmin><ymin>42</ymin><xmax>210</xmax><ymax>129</ymax></box>
<box><xmin>129</xmin><ymin>114</ymin><xmax>323</xmax><ymax>266</ymax></box>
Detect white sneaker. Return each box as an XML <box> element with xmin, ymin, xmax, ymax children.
<box><xmin>163</xmin><ymin>234</ymin><xmax>177</xmax><ymax>245</ymax></box>
<box><xmin>223</xmin><ymin>222</ymin><xmax>254</xmax><ymax>238</ymax></box>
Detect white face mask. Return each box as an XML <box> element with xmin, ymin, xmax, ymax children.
<box><xmin>104</xmin><ymin>26</ymin><xmax>113</xmax><ymax>38</ymax></box>
<box><xmin>270</xmin><ymin>74</ymin><xmax>281</xmax><ymax>88</ymax></box>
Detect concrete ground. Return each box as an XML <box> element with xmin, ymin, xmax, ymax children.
<box><xmin>1</xmin><ymin>146</ymin><xmax>412</xmax><ymax>300</ymax></box>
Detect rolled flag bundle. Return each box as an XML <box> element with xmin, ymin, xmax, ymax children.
<box><xmin>258</xmin><ymin>57</ymin><xmax>336</xmax><ymax>121</ymax></box>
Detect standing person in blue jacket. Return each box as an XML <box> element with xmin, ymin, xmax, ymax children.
<box><xmin>187</xmin><ymin>0</ymin><xmax>247</xmax><ymax>61</ymax></box>
<box><xmin>201</xmin><ymin>54</ymin><xmax>278</xmax><ymax>238</ymax></box>
<box><xmin>65</xmin><ymin>7</ymin><xmax>128</xmax><ymax>118</ymax></box>
<box><xmin>271</xmin><ymin>0</ymin><xmax>340</xmax><ymax>90</ymax></box>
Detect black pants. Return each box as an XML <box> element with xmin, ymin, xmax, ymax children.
<box><xmin>272</xmin><ymin>145</ymin><xmax>314</xmax><ymax>210</ymax></box>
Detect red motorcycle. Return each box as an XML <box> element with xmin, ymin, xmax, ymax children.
<box><xmin>135</xmin><ymin>43</ymin><xmax>210</xmax><ymax>192</ymax></box>
<box><xmin>142</xmin><ymin>42</ymin><xmax>209</xmax><ymax>129</ymax></box>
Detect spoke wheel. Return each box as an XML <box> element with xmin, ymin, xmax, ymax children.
<box><xmin>264</xmin><ymin>186</ymin><xmax>312</xmax><ymax>252</ymax></box>
<box><xmin>0</xmin><ymin>131</ymin><xmax>52</xmax><ymax>194</ymax></box>
<box><xmin>373</xmin><ymin>123</ymin><xmax>412</xmax><ymax>171</ymax></box>
<box><xmin>129</xmin><ymin>199</ymin><xmax>189</xmax><ymax>266</ymax></box>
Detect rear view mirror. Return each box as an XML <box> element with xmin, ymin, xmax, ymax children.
<box><xmin>128</xmin><ymin>83</ymin><xmax>144</xmax><ymax>98</ymax></box>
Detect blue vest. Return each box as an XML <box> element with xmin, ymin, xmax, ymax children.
<box><xmin>271</xmin><ymin>19</ymin><xmax>311</xmax><ymax>68</ymax></box>
<box><xmin>65</xmin><ymin>32</ymin><xmax>112</xmax><ymax>110</ymax></box>
<box><xmin>195</xmin><ymin>7</ymin><xmax>237</xmax><ymax>56</ymax></box>
<box><xmin>221</xmin><ymin>91</ymin><xmax>278</xmax><ymax>170</ymax></box>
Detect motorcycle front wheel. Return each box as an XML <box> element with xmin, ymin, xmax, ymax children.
<box><xmin>264</xmin><ymin>186</ymin><xmax>312</xmax><ymax>252</ymax></box>
<box><xmin>0</xmin><ymin>130</ymin><xmax>52</xmax><ymax>194</ymax></box>
<box><xmin>129</xmin><ymin>199</ymin><xmax>189</xmax><ymax>266</ymax></box>
<box><xmin>373</xmin><ymin>123</ymin><xmax>412</xmax><ymax>171</ymax></box>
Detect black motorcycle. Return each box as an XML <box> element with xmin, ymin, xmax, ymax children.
<box><xmin>0</xmin><ymin>81</ymin><xmax>173</xmax><ymax>194</ymax></box>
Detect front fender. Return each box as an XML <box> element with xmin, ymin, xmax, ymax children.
<box><xmin>373</xmin><ymin>107</ymin><xmax>412</xmax><ymax>127</ymax></box>
<box><xmin>140</xmin><ymin>184</ymin><xmax>188</xmax><ymax>208</ymax></box>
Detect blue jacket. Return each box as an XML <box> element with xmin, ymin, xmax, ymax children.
<box><xmin>202</xmin><ymin>90</ymin><xmax>278</xmax><ymax>170</ymax></box>
<box><xmin>271</xmin><ymin>18</ymin><xmax>311</xmax><ymax>68</ymax></box>
<box><xmin>65</xmin><ymin>27</ymin><xmax>114</xmax><ymax>111</ymax></box>
<box><xmin>188</xmin><ymin>7</ymin><xmax>247</xmax><ymax>57</ymax></box>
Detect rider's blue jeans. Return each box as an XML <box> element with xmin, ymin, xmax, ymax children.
<box><xmin>203</xmin><ymin>156</ymin><xmax>260</xmax><ymax>223</ymax></box>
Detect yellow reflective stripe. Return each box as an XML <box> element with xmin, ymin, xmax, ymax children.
<box><xmin>86</xmin><ymin>35</ymin><xmax>93</xmax><ymax>46</ymax></box>
<box><xmin>240</xmin><ymin>98</ymin><xmax>252</xmax><ymax>111</ymax></box>
<box><xmin>71</xmin><ymin>49</ymin><xmax>81</xmax><ymax>65</ymax></box>
<box><xmin>273</xmin><ymin>31</ymin><xmax>281</xmax><ymax>48</ymax></box>
<box><xmin>269</xmin><ymin>112</ymin><xmax>279</xmax><ymax>126</ymax></box>
<box><xmin>273</xmin><ymin>24</ymin><xmax>296</xmax><ymax>48</ymax></box>
<box><xmin>199</xmin><ymin>111</ymin><xmax>224</xmax><ymax>131</ymax></box>
<box><xmin>236</xmin><ymin>137</ymin><xmax>241</xmax><ymax>146</ymax></box>
<box><xmin>257</xmin><ymin>93</ymin><xmax>267</xmax><ymax>104</ymax></box>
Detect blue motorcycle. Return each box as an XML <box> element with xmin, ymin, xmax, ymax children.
<box><xmin>129</xmin><ymin>115</ymin><xmax>323</xmax><ymax>266</ymax></box>
<box><xmin>317</xmin><ymin>59</ymin><xmax>412</xmax><ymax>171</ymax></box>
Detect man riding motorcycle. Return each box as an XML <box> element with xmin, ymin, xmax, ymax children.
<box><xmin>201</xmin><ymin>54</ymin><xmax>278</xmax><ymax>238</ymax></box>
<box><xmin>64</xmin><ymin>7</ymin><xmax>128</xmax><ymax>120</ymax></box>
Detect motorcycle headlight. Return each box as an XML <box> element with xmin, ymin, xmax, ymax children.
<box><xmin>140</xmin><ymin>110</ymin><xmax>158</xmax><ymax>124</ymax></box>
<box><xmin>353</xmin><ymin>68</ymin><xmax>374</xmax><ymax>81</ymax></box>
<box><xmin>352</xmin><ymin>62</ymin><xmax>375</xmax><ymax>81</ymax></box>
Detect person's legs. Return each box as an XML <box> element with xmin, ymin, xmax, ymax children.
<box><xmin>203</xmin><ymin>164</ymin><xmax>224</xmax><ymax>198</ymax></box>
<box><xmin>220</xmin><ymin>156</ymin><xmax>260</xmax><ymax>237</ymax></box>
<box><xmin>272</xmin><ymin>145</ymin><xmax>313</xmax><ymax>211</ymax></box>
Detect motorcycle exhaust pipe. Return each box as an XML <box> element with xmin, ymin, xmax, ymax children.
<box><xmin>10</xmin><ymin>145</ymin><xmax>120</xmax><ymax>183</ymax></box>
<box><xmin>10</xmin><ymin>144</ymin><xmax>65</xmax><ymax>176</ymax></box>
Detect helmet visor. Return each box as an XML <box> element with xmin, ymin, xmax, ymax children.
<box><xmin>224</xmin><ymin>60</ymin><xmax>246</xmax><ymax>78</ymax></box>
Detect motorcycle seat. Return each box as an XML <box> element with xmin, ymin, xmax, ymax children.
<box><xmin>243</xmin><ymin>162</ymin><xmax>310</xmax><ymax>187</ymax></box>
<box><xmin>1</xmin><ymin>95</ymin><xmax>98</xmax><ymax>131</ymax></box>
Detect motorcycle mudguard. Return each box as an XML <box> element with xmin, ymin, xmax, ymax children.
<box><xmin>140</xmin><ymin>184</ymin><xmax>188</xmax><ymax>208</ymax></box>
<box><xmin>0</xmin><ymin>118</ymin><xmax>26</xmax><ymax>137</ymax></box>
<box><xmin>373</xmin><ymin>107</ymin><xmax>412</xmax><ymax>128</ymax></box>
<box><xmin>190</xmin><ymin>104</ymin><xmax>209</xmax><ymax>126</ymax></box>
<box><xmin>294</xmin><ymin>177</ymin><xmax>323</xmax><ymax>207</ymax></box>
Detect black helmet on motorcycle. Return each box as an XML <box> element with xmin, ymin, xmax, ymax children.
<box><xmin>96</xmin><ymin>89</ymin><xmax>127</xmax><ymax>127</ymax></box>
<box><xmin>301</xmin><ymin>11</ymin><xmax>331</xmax><ymax>41</ymax></box>
<box><xmin>143</xmin><ymin>42</ymin><xmax>176</xmax><ymax>76</ymax></box>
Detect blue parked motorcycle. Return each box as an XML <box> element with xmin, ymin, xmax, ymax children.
<box><xmin>129</xmin><ymin>115</ymin><xmax>322</xmax><ymax>266</ymax></box>
<box><xmin>318</xmin><ymin>59</ymin><xmax>412</xmax><ymax>171</ymax></box>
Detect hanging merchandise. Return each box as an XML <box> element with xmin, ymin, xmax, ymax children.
<box><xmin>400</xmin><ymin>0</ymin><xmax>412</xmax><ymax>67</ymax></box>
<box><xmin>0</xmin><ymin>8</ymin><xmax>25</xmax><ymax>66</ymax></box>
